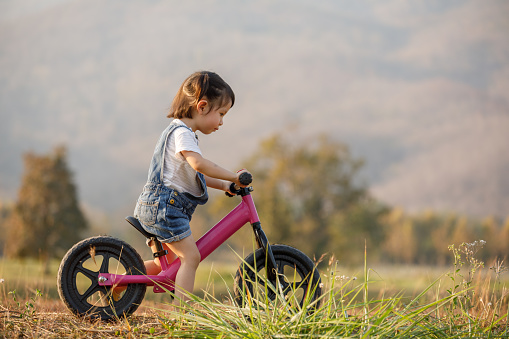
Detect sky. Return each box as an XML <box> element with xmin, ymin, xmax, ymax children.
<box><xmin>1</xmin><ymin>0</ymin><xmax>508</xmax><ymax>219</ymax></box>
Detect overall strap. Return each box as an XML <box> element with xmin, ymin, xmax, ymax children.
<box><xmin>146</xmin><ymin>122</ymin><xmax>191</xmax><ymax>185</ymax></box>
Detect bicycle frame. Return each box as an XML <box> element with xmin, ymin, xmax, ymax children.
<box><xmin>98</xmin><ymin>188</ymin><xmax>277</xmax><ymax>293</ymax></box>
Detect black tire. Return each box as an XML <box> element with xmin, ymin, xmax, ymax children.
<box><xmin>234</xmin><ymin>245</ymin><xmax>321</xmax><ymax>310</ymax></box>
<box><xmin>57</xmin><ymin>236</ymin><xmax>147</xmax><ymax>321</ymax></box>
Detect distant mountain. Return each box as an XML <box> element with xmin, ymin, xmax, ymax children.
<box><xmin>1</xmin><ymin>0</ymin><xmax>508</xmax><ymax>218</ymax></box>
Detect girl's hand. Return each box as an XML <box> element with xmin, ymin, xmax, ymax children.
<box><xmin>234</xmin><ymin>169</ymin><xmax>251</xmax><ymax>187</ymax></box>
<box><xmin>224</xmin><ymin>181</ymin><xmax>235</xmax><ymax>196</ymax></box>
<box><xmin>223</xmin><ymin>170</ymin><xmax>251</xmax><ymax>195</ymax></box>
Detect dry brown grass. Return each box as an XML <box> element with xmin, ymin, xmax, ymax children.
<box><xmin>1</xmin><ymin>298</ymin><xmax>176</xmax><ymax>338</ymax></box>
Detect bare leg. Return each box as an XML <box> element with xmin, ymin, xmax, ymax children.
<box><xmin>165</xmin><ymin>235</ymin><xmax>201</xmax><ymax>306</ymax></box>
<box><xmin>144</xmin><ymin>241</ymin><xmax>178</xmax><ymax>275</ymax></box>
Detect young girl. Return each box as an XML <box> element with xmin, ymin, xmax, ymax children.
<box><xmin>131</xmin><ymin>71</ymin><xmax>250</xmax><ymax>305</ymax></box>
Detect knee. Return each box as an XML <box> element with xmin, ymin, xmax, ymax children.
<box><xmin>181</xmin><ymin>248</ymin><xmax>201</xmax><ymax>268</ymax></box>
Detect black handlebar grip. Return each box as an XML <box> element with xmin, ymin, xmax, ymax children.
<box><xmin>239</xmin><ymin>172</ymin><xmax>252</xmax><ymax>186</ymax></box>
<box><xmin>225</xmin><ymin>182</ymin><xmax>237</xmax><ymax>197</ymax></box>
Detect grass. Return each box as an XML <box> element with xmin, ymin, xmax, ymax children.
<box><xmin>0</xmin><ymin>257</ymin><xmax>453</xmax><ymax>302</ymax></box>
<box><xmin>1</xmin><ymin>243</ymin><xmax>508</xmax><ymax>338</ymax></box>
<box><xmin>0</xmin><ymin>256</ymin><xmax>238</xmax><ymax>301</ymax></box>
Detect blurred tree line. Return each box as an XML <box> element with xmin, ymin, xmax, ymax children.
<box><xmin>203</xmin><ymin>132</ymin><xmax>509</xmax><ymax>267</ymax></box>
<box><xmin>0</xmin><ymin>135</ymin><xmax>507</xmax><ymax>268</ymax></box>
<box><xmin>0</xmin><ymin>146</ymin><xmax>88</xmax><ymax>265</ymax></box>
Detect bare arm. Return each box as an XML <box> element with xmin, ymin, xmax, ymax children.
<box><xmin>181</xmin><ymin>150</ymin><xmax>247</xmax><ymax>189</ymax></box>
<box><xmin>204</xmin><ymin>176</ymin><xmax>229</xmax><ymax>191</ymax></box>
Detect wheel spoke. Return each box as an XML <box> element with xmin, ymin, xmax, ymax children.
<box><xmin>234</xmin><ymin>245</ymin><xmax>322</xmax><ymax>311</ymax></box>
<box><xmin>58</xmin><ymin>236</ymin><xmax>147</xmax><ymax>320</ymax></box>
<box><xmin>278</xmin><ymin>262</ymin><xmax>304</xmax><ymax>284</ymax></box>
<box><xmin>100</xmin><ymin>253</ymin><xmax>111</xmax><ymax>273</ymax></box>
<box><xmin>296</xmin><ymin>280</ymin><xmax>309</xmax><ymax>292</ymax></box>
<box><xmin>253</xmin><ymin>268</ymin><xmax>266</xmax><ymax>288</ymax></box>
<box><xmin>280</xmin><ymin>280</ymin><xmax>291</xmax><ymax>294</ymax></box>
<box><xmin>79</xmin><ymin>282</ymin><xmax>101</xmax><ymax>302</ymax></box>
<box><xmin>76</xmin><ymin>263</ymin><xmax>98</xmax><ymax>281</ymax></box>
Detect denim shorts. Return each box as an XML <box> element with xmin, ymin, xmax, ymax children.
<box><xmin>134</xmin><ymin>184</ymin><xmax>197</xmax><ymax>244</ymax></box>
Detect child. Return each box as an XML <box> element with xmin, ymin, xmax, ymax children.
<box><xmin>132</xmin><ymin>71</ymin><xmax>250</xmax><ymax>305</ymax></box>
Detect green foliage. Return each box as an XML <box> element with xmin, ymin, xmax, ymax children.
<box><xmin>330</xmin><ymin>200</ymin><xmax>388</xmax><ymax>265</ymax></box>
<box><xmin>239</xmin><ymin>133</ymin><xmax>371</xmax><ymax>258</ymax></box>
<box><xmin>4</xmin><ymin>146</ymin><xmax>88</xmax><ymax>260</ymax></box>
<box><xmin>8</xmin><ymin>289</ymin><xmax>42</xmax><ymax>319</ymax></box>
<box><xmin>204</xmin><ymin>132</ymin><xmax>509</xmax><ymax>266</ymax></box>
<box><xmin>0</xmin><ymin>202</ymin><xmax>13</xmax><ymax>254</ymax></box>
<box><xmin>2</xmin><ymin>289</ymin><xmax>43</xmax><ymax>336</ymax></box>
<box><xmin>379</xmin><ymin>210</ymin><xmax>509</xmax><ymax>266</ymax></box>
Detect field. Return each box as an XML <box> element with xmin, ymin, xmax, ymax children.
<box><xmin>1</xmin><ymin>254</ymin><xmax>508</xmax><ymax>338</ymax></box>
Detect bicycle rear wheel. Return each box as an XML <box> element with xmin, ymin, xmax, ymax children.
<box><xmin>234</xmin><ymin>244</ymin><xmax>321</xmax><ymax>311</ymax></box>
<box><xmin>57</xmin><ymin>236</ymin><xmax>146</xmax><ymax>320</ymax></box>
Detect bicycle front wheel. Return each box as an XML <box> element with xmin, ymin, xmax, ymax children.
<box><xmin>57</xmin><ymin>236</ymin><xmax>147</xmax><ymax>320</ymax></box>
<box><xmin>234</xmin><ymin>244</ymin><xmax>322</xmax><ymax>311</ymax></box>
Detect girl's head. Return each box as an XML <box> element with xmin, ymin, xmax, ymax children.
<box><xmin>168</xmin><ymin>71</ymin><xmax>235</xmax><ymax>119</ymax></box>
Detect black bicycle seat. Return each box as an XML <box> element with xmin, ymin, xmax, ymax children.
<box><xmin>125</xmin><ymin>216</ymin><xmax>157</xmax><ymax>239</ymax></box>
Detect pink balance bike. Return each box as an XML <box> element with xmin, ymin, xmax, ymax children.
<box><xmin>57</xmin><ymin>173</ymin><xmax>322</xmax><ymax>320</ymax></box>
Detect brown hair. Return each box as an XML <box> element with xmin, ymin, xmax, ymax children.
<box><xmin>168</xmin><ymin>71</ymin><xmax>235</xmax><ymax>119</ymax></box>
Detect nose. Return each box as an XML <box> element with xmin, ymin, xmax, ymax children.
<box><xmin>219</xmin><ymin>117</ymin><xmax>223</xmax><ymax>126</ymax></box>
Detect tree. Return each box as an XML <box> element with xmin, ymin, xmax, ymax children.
<box><xmin>227</xmin><ymin>133</ymin><xmax>370</xmax><ymax>258</ymax></box>
<box><xmin>496</xmin><ymin>218</ymin><xmax>509</xmax><ymax>261</ymax></box>
<box><xmin>4</xmin><ymin>146</ymin><xmax>88</xmax><ymax>261</ymax></box>
<box><xmin>0</xmin><ymin>201</ymin><xmax>13</xmax><ymax>255</ymax></box>
<box><xmin>381</xmin><ymin>208</ymin><xmax>418</xmax><ymax>264</ymax></box>
<box><xmin>331</xmin><ymin>199</ymin><xmax>387</xmax><ymax>265</ymax></box>
<box><xmin>478</xmin><ymin>216</ymin><xmax>499</xmax><ymax>262</ymax></box>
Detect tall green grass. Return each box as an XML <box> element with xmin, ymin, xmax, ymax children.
<box><xmin>153</xmin><ymin>242</ymin><xmax>508</xmax><ymax>338</ymax></box>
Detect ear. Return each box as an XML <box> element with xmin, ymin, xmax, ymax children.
<box><xmin>196</xmin><ymin>99</ymin><xmax>208</xmax><ymax>114</ymax></box>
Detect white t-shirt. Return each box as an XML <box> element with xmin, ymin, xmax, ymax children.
<box><xmin>163</xmin><ymin>119</ymin><xmax>204</xmax><ymax>197</ymax></box>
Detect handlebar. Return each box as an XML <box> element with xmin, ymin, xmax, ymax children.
<box><xmin>239</xmin><ymin>172</ymin><xmax>252</xmax><ymax>186</ymax></box>
<box><xmin>225</xmin><ymin>172</ymin><xmax>253</xmax><ymax>197</ymax></box>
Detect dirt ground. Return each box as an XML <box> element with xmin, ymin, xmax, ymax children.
<box><xmin>1</xmin><ymin>299</ymin><xmax>177</xmax><ymax>338</ymax></box>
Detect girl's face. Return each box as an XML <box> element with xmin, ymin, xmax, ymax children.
<box><xmin>196</xmin><ymin>99</ymin><xmax>232</xmax><ymax>134</ymax></box>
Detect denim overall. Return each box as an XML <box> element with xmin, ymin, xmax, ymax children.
<box><xmin>134</xmin><ymin>122</ymin><xmax>209</xmax><ymax>243</ymax></box>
